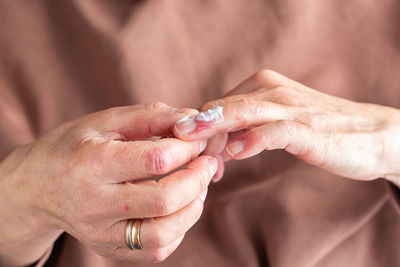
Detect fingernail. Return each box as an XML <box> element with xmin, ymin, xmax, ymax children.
<box><xmin>173</xmin><ymin>108</ymin><xmax>197</xmax><ymax>114</ymax></box>
<box><xmin>174</xmin><ymin>115</ymin><xmax>196</xmax><ymax>134</ymax></box>
<box><xmin>199</xmin><ymin>140</ymin><xmax>207</xmax><ymax>152</ymax></box>
<box><xmin>226</xmin><ymin>141</ymin><xmax>244</xmax><ymax>157</ymax></box>
<box><xmin>200</xmin><ymin>190</ymin><xmax>208</xmax><ymax>202</ymax></box>
<box><xmin>208</xmin><ymin>158</ymin><xmax>218</xmax><ymax>176</ymax></box>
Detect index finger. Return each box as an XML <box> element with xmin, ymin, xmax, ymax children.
<box><xmin>174</xmin><ymin>71</ymin><xmax>303</xmax><ymax>141</ymax></box>
<box><xmin>91</xmin><ymin>103</ymin><xmax>199</xmax><ymax>140</ymax></box>
<box><xmin>102</xmin><ymin>155</ymin><xmax>218</xmax><ymax>219</ymax></box>
<box><xmin>173</xmin><ymin>100</ymin><xmax>291</xmax><ymax>141</ymax></box>
<box><xmin>82</xmin><ymin>137</ymin><xmax>207</xmax><ymax>183</ymax></box>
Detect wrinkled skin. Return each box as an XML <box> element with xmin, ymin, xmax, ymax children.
<box><xmin>175</xmin><ymin>70</ymin><xmax>400</xmax><ymax>184</ymax></box>
<box><xmin>2</xmin><ymin>70</ymin><xmax>400</xmax><ymax>267</ymax></box>
<box><xmin>0</xmin><ymin>103</ymin><xmax>217</xmax><ymax>266</ymax></box>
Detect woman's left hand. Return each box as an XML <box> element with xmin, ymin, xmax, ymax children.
<box><xmin>174</xmin><ymin>70</ymin><xmax>400</xmax><ymax>185</ymax></box>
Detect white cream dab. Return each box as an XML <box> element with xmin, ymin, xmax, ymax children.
<box><xmin>195</xmin><ymin>106</ymin><xmax>224</xmax><ymax>123</ymax></box>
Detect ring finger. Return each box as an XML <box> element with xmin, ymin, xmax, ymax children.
<box><xmin>105</xmin><ymin>235</ymin><xmax>185</xmax><ymax>263</ymax></box>
<box><xmin>108</xmin><ymin>195</ymin><xmax>205</xmax><ymax>250</ymax></box>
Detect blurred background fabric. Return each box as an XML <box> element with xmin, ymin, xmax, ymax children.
<box><xmin>0</xmin><ymin>1</ymin><xmax>399</xmax><ymax>266</ymax></box>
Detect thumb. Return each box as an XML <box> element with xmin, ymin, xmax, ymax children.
<box><xmin>91</xmin><ymin>103</ymin><xmax>199</xmax><ymax>140</ymax></box>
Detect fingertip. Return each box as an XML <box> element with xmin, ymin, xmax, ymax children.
<box><xmin>172</xmin><ymin>110</ymin><xmax>199</xmax><ymax>139</ymax></box>
<box><xmin>212</xmin><ymin>166</ymin><xmax>225</xmax><ymax>183</ymax></box>
<box><xmin>199</xmin><ymin>139</ymin><xmax>207</xmax><ymax>153</ymax></box>
<box><xmin>173</xmin><ymin>106</ymin><xmax>226</xmax><ymax>140</ymax></box>
<box><xmin>211</xmin><ymin>154</ymin><xmax>225</xmax><ymax>182</ymax></box>
<box><xmin>189</xmin><ymin>155</ymin><xmax>218</xmax><ymax>177</ymax></box>
<box><xmin>225</xmin><ymin>140</ymin><xmax>244</xmax><ymax>159</ymax></box>
<box><xmin>206</xmin><ymin>157</ymin><xmax>218</xmax><ymax>177</ymax></box>
<box><xmin>187</xmin><ymin>154</ymin><xmax>217</xmax><ymax>170</ymax></box>
<box><xmin>173</xmin><ymin>115</ymin><xmax>197</xmax><ymax>139</ymax></box>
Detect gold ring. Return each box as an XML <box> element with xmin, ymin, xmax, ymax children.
<box><xmin>126</xmin><ymin>219</ymin><xmax>143</xmax><ymax>250</ymax></box>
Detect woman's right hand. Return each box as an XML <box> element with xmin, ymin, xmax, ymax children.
<box><xmin>0</xmin><ymin>103</ymin><xmax>217</xmax><ymax>266</ymax></box>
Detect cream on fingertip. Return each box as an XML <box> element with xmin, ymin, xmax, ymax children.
<box><xmin>195</xmin><ymin>106</ymin><xmax>224</xmax><ymax>123</ymax></box>
<box><xmin>174</xmin><ymin>106</ymin><xmax>224</xmax><ymax>135</ymax></box>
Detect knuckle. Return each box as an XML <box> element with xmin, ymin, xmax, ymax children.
<box><xmin>145</xmin><ymin>102</ymin><xmax>170</xmax><ymax>110</ymax></box>
<box><xmin>269</xmin><ymin>86</ymin><xmax>299</xmax><ymax>105</ymax></box>
<box><xmin>254</xmin><ymin>69</ymin><xmax>277</xmax><ymax>83</ymax></box>
<box><xmin>242</xmin><ymin>99</ymin><xmax>265</xmax><ymax>118</ymax></box>
<box><xmin>152</xmin><ymin>189</ymin><xmax>175</xmax><ymax>216</ymax></box>
<box><xmin>144</xmin><ymin>147</ymin><xmax>172</xmax><ymax>175</ymax></box>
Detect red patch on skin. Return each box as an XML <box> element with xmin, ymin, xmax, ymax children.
<box><xmin>124</xmin><ymin>204</ymin><xmax>130</xmax><ymax>211</ymax></box>
<box><xmin>195</xmin><ymin>121</ymin><xmax>213</xmax><ymax>130</ymax></box>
